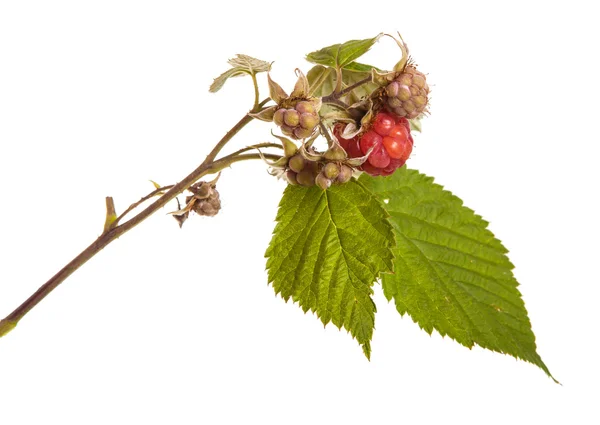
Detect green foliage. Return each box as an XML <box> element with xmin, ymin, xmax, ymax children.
<box><xmin>307</xmin><ymin>64</ymin><xmax>378</xmax><ymax>101</ymax></box>
<box><xmin>209</xmin><ymin>54</ymin><xmax>270</xmax><ymax>93</ymax></box>
<box><xmin>265</xmin><ymin>180</ymin><xmax>395</xmax><ymax>358</ymax></box>
<box><xmin>359</xmin><ymin>168</ymin><xmax>555</xmax><ymax>381</ymax></box>
<box><xmin>306</xmin><ymin>34</ymin><xmax>382</xmax><ymax>69</ymax></box>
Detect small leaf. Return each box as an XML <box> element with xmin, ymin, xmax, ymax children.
<box><xmin>344</xmin><ymin>62</ymin><xmax>380</xmax><ymax>73</ymax></box>
<box><xmin>409</xmin><ymin>117</ymin><xmax>422</xmax><ymax>133</ymax></box>
<box><xmin>150</xmin><ymin>180</ymin><xmax>162</xmax><ymax>190</ymax></box>
<box><xmin>359</xmin><ymin>168</ymin><xmax>556</xmax><ymax>381</ymax></box>
<box><xmin>307</xmin><ymin>65</ymin><xmax>335</xmax><ymax>97</ymax></box>
<box><xmin>306</xmin><ymin>34</ymin><xmax>383</xmax><ymax>69</ymax></box>
<box><xmin>227</xmin><ymin>54</ymin><xmax>271</xmax><ymax>73</ymax></box>
<box><xmin>209</xmin><ymin>54</ymin><xmax>270</xmax><ymax>93</ymax></box>
<box><xmin>265</xmin><ymin>180</ymin><xmax>395</xmax><ymax>358</ymax></box>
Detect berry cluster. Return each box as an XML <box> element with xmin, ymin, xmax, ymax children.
<box><xmin>273</xmin><ymin>100</ymin><xmax>320</xmax><ymax>140</ymax></box>
<box><xmin>335</xmin><ymin>111</ymin><xmax>413</xmax><ymax>176</ymax></box>
<box><xmin>384</xmin><ymin>66</ymin><xmax>429</xmax><ymax>119</ymax></box>
<box><xmin>285</xmin><ymin>153</ymin><xmax>353</xmax><ymax>189</ymax></box>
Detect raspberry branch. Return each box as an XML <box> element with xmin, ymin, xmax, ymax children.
<box><xmin>0</xmin><ymin>101</ymin><xmax>280</xmax><ymax>337</ymax></box>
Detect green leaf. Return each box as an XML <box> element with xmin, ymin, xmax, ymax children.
<box><xmin>265</xmin><ymin>181</ymin><xmax>395</xmax><ymax>358</ymax></box>
<box><xmin>209</xmin><ymin>54</ymin><xmax>270</xmax><ymax>93</ymax></box>
<box><xmin>359</xmin><ymin>168</ymin><xmax>556</xmax><ymax>381</ymax></box>
<box><xmin>307</xmin><ymin>65</ymin><xmax>379</xmax><ymax>101</ymax></box>
<box><xmin>306</xmin><ymin>34</ymin><xmax>382</xmax><ymax>69</ymax></box>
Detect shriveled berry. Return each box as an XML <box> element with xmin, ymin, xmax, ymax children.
<box><xmin>315</xmin><ymin>172</ymin><xmax>332</xmax><ymax>190</ymax></box>
<box><xmin>296</xmin><ymin>169</ymin><xmax>316</xmax><ymax>187</ymax></box>
<box><xmin>372</xmin><ymin>112</ymin><xmax>395</xmax><ymax>136</ymax></box>
<box><xmin>288</xmin><ymin>154</ymin><xmax>306</xmax><ymax>173</ymax></box>
<box><xmin>360</xmin><ymin>130</ymin><xmax>382</xmax><ymax>155</ymax></box>
<box><xmin>323</xmin><ymin>162</ymin><xmax>340</xmax><ymax>179</ymax></box>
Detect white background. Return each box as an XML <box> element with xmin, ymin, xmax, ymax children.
<box><xmin>1</xmin><ymin>1</ymin><xmax>598</xmax><ymax>423</ymax></box>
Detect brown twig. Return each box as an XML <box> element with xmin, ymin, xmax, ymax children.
<box><xmin>0</xmin><ymin>100</ymin><xmax>277</xmax><ymax>337</ymax></box>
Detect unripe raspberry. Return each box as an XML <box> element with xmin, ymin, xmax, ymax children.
<box><xmin>288</xmin><ymin>154</ymin><xmax>306</xmax><ymax>173</ymax></box>
<box><xmin>315</xmin><ymin>172</ymin><xmax>332</xmax><ymax>190</ymax></box>
<box><xmin>336</xmin><ymin>165</ymin><xmax>353</xmax><ymax>183</ymax></box>
<box><xmin>273</xmin><ymin>103</ymin><xmax>320</xmax><ymax>140</ymax></box>
<box><xmin>281</xmin><ymin>125</ymin><xmax>294</xmax><ymax>137</ymax></box>
<box><xmin>283</xmin><ymin>109</ymin><xmax>300</xmax><ymax>127</ymax></box>
<box><xmin>299</xmin><ymin>113</ymin><xmax>319</xmax><ymax>130</ymax></box>
<box><xmin>293</xmin><ymin>127</ymin><xmax>313</xmax><ymax>139</ymax></box>
<box><xmin>385</xmin><ymin>66</ymin><xmax>429</xmax><ymax>119</ymax></box>
<box><xmin>273</xmin><ymin>108</ymin><xmax>286</xmax><ymax>127</ymax></box>
<box><xmin>295</xmin><ymin>101</ymin><xmax>316</xmax><ymax>114</ymax></box>
<box><xmin>285</xmin><ymin>170</ymin><xmax>299</xmax><ymax>185</ymax></box>
<box><xmin>322</xmin><ymin>162</ymin><xmax>340</xmax><ymax>179</ymax></box>
<box><xmin>296</xmin><ymin>169</ymin><xmax>316</xmax><ymax>187</ymax></box>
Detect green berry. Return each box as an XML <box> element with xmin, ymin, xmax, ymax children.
<box><xmin>296</xmin><ymin>169</ymin><xmax>316</xmax><ymax>187</ymax></box>
<box><xmin>323</xmin><ymin>145</ymin><xmax>347</xmax><ymax>161</ymax></box>
<box><xmin>322</xmin><ymin>162</ymin><xmax>340</xmax><ymax>179</ymax></box>
<box><xmin>283</xmin><ymin>109</ymin><xmax>300</xmax><ymax>127</ymax></box>
<box><xmin>315</xmin><ymin>172</ymin><xmax>332</xmax><ymax>190</ymax></box>
<box><xmin>288</xmin><ymin>154</ymin><xmax>306</xmax><ymax>173</ymax></box>
<box><xmin>336</xmin><ymin>165</ymin><xmax>353</xmax><ymax>183</ymax></box>
<box><xmin>273</xmin><ymin>108</ymin><xmax>286</xmax><ymax>126</ymax></box>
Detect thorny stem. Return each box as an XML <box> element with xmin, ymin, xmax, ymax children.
<box><xmin>115</xmin><ymin>185</ymin><xmax>175</xmax><ymax>224</ymax></box>
<box><xmin>0</xmin><ymin>100</ymin><xmax>279</xmax><ymax>337</ymax></box>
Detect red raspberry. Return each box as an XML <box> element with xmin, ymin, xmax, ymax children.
<box><xmin>360</xmin><ymin>131</ymin><xmax>382</xmax><ymax>155</ymax></box>
<box><xmin>334</xmin><ymin>112</ymin><xmax>414</xmax><ymax>177</ymax></box>
<box><xmin>371</xmin><ymin>112</ymin><xmax>395</xmax><ymax>136</ymax></box>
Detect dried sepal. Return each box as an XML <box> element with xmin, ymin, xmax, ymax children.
<box><xmin>371</xmin><ymin>67</ymin><xmax>397</xmax><ymax>86</ymax></box>
<box><xmin>249</xmin><ymin>105</ymin><xmax>278</xmax><ymax>122</ymax></box>
<box><xmin>290</xmin><ymin>69</ymin><xmax>310</xmax><ymax>99</ymax></box>
<box><xmin>256</xmin><ymin>148</ymin><xmax>287</xmax><ymax>169</ymax></box>
<box><xmin>299</xmin><ymin>142</ymin><xmax>323</xmax><ymax>162</ymax></box>
<box><xmin>270</xmin><ymin>132</ymin><xmax>298</xmax><ymax>157</ymax></box>
<box><xmin>268</xmin><ymin>74</ymin><xmax>288</xmax><ymax>104</ymax></box>
<box><xmin>345</xmin><ymin>145</ymin><xmax>374</xmax><ymax>167</ymax></box>
<box><xmin>390</xmin><ymin>32</ymin><xmax>410</xmax><ymax>72</ymax></box>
